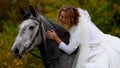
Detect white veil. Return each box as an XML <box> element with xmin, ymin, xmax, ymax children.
<box><xmin>72</xmin><ymin>8</ymin><xmax>91</xmax><ymax>68</ymax></box>
<box><xmin>73</xmin><ymin>8</ymin><xmax>105</xmax><ymax>68</ymax></box>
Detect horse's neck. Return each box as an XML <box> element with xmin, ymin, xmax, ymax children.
<box><xmin>40</xmin><ymin>16</ymin><xmax>55</xmax><ymax>31</ymax></box>
<box><xmin>38</xmin><ymin>16</ymin><xmax>70</xmax><ymax>67</ymax></box>
<box><xmin>39</xmin><ymin>15</ymin><xmax>70</xmax><ymax>55</ymax></box>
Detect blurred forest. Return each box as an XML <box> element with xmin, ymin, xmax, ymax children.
<box><xmin>0</xmin><ymin>0</ymin><xmax>120</xmax><ymax>68</ymax></box>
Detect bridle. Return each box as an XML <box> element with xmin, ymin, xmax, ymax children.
<box><xmin>26</xmin><ymin>17</ymin><xmax>62</xmax><ymax>60</ymax></box>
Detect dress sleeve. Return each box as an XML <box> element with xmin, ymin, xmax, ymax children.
<box><xmin>59</xmin><ymin>40</ymin><xmax>80</xmax><ymax>55</ymax></box>
<box><xmin>58</xmin><ymin>26</ymin><xmax>82</xmax><ymax>55</ymax></box>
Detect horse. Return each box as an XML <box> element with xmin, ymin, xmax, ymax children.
<box><xmin>11</xmin><ymin>6</ymin><xmax>77</xmax><ymax>68</ymax></box>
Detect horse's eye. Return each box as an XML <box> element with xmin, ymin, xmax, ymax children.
<box><xmin>29</xmin><ymin>26</ymin><xmax>34</xmax><ymax>29</ymax></box>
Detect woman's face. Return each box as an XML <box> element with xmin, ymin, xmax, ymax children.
<box><xmin>58</xmin><ymin>11</ymin><xmax>68</xmax><ymax>25</ymax></box>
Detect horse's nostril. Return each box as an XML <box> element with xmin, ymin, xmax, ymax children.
<box><xmin>14</xmin><ymin>48</ymin><xmax>19</xmax><ymax>54</ymax></box>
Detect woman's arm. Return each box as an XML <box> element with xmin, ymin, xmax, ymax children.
<box><xmin>46</xmin><ymin>30</ymin><xmax>80</xmax><ymax>55</ymax></box>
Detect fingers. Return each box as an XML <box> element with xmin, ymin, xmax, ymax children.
<box><xmin>47</xmin><ymin>29</ymin><xmax>55</xmax><ymax>33</ymax></box>
<box><xmin>46</xmin><ymin>29</ymin><xmax>55</xmax><ymax>34</ymax></box>
<box><xmin>49</xmin><ymin>30</ymin><xmax>55</xmax><ymax>32</ymax></box>
<box><xmin>46</xmin><ymin>30</ymin><xmax>56</xmax><ymax>40</ymax></box>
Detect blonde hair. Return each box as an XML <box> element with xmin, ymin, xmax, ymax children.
<box><xmin>58</xmin><ymin>5</ymin><xmax>80</xmax><ymax>26</ymax></box>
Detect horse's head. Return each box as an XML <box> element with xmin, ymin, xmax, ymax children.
<box><xmin>11</xmin><ymin>6</ymin><xmax>45</xmax><ymax>58</ymax></box>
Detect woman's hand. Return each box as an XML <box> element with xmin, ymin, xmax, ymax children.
<box><xmin>46</xmin><ymin>30</ymin><xmax>57</xmax><ymax>40</ymax></box>
<box><xmin>46</xmin><ymin>30</ymin><xmax>62</xmax><ymax>44</ymax></box>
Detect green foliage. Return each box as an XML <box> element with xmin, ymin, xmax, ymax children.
<box><xmin>78</xmin><ymin>0</ymin><xmax>120</xmax><ymax>36</ymax></box>
<box><xmin>0</xmin><ymin>0</ymin><xmax>120</xmax><ymax>68</ymax></box>
<box><xmin>41</xmin><ymin>0</ymin><xmax>79</xmax><ymax>21</ymax></box>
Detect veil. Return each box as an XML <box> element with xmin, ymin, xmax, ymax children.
<box><xmin>73</xmin><ymin>8</ymin><xmax>105</xmax><ymax>68</ymax></box>
<box><xmin>71</xmin><ymin>8</ymin><xmax>102</xmax><ymax>68</ymax></box>
<box><xmin>74</xmin><ymin>8</ymin><xmax>90</xmax><ymax>68</ymax></box>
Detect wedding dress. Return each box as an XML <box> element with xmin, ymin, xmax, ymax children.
<box><xmin>59</xmin><ymin>8</ymin><xmax>120</xmax><ymax>68</ymax></box>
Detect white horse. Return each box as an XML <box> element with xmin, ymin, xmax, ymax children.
<box><xmin>11</xmin><ymin>6</ymin><xmax>77</xmax><ymax>68</ymax></box>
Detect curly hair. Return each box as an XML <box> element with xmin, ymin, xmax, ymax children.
<box><xmin>57</xmin><ymin>5</ymin><xmax>80</xmax><ymax>27</ymax></box>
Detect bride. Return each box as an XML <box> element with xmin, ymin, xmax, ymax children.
<box><xmin>46</xmin><ymin>5</ymin><xmax>120</xmax><ymax>68</ymax></box>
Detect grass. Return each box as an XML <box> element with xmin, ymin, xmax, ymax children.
<box><xmin>0</xmin><ymin>20</ymin><xmax>44</xmax><ymax>68</ymax></box>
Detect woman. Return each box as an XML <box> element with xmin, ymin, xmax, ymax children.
<box><xmin>46</xmin><ymin>5</ymin><xmax>120</xmax><ymax>68</ymax></box>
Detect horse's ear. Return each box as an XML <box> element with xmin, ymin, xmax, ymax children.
<box><xmin>29</xmin><ymin>5</ymin><xmax>37</xmax><ymax>17</ymax></box>
<box><xmin>19</xmin><ymin>7</ymin><xmax>25</xmax><ymax>16</ymax></box>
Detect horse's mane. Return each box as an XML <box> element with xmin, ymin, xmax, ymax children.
<box><xmin>39</xmin><ymin>15</ymin><xmax>70</xmax><ymax>54</ymax></box>
<box><xmin>41</xmin><ymin>16</ymin><xmax>70</xmax><ymax>43</ymax></box>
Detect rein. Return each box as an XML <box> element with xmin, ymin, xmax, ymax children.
<box><xmin>28</xmin><ymin>18</ymin><xmax>62</xmax><ymax>60</ymax></box>
<box><xmin>30</xmin><ymin>50</ymin><xmax>62</xmax><ymax>60</ymax></box>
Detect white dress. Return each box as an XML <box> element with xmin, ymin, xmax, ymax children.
<box><xmin>59</xmin><ymin>8</ymin><xmax>120</xmax><ymax>68</ymax></box>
